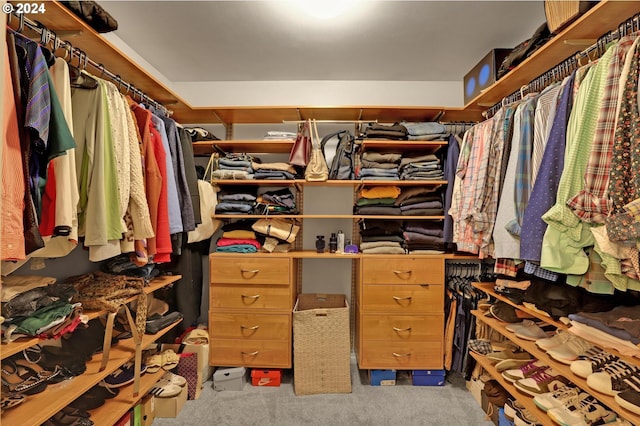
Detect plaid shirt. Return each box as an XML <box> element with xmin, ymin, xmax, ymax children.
<box><xmin>541</xmin><ymin>50</ymin><xmax>613</xmax><ymax>275</ymax></box>
<box><xmin>567</xmin><ymin>37</ymin><xmax>636</xmax><ymax>224</ymax></box>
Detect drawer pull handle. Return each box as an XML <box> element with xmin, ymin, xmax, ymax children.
<box><xmin>241</xmin><ymin>268</ymin><xmax>260</xmax><ymax>274</ymax></box>
<box><xmin>392</xmin><ymin>269</ymin><xmax>412</xmax><ymax>275</ymax></box>
<box><xmin>241</xmin><ymin>294</ymin><xmax>261</xmax><ymax>300</ymax></box>
<box><xmin>241</xmin><ymin>325</ymin><xmax>260</xmax><ymax>331</ymax></box>
<box><xmin>392</xmin><ymin>327</ymin><xmax>412</xmax><ymax>332</ymax></box>
<box><xmin>392</xmin><ymin>296</ymin><xmax>412</xmax><ymax>301</ymax></box>
<box><xmin>420</xmin><ymin>284</ymin><xmax>430</xmax><ymax>288</ymax></box>
<box><xmin>392</xmin><ymin>352</ymin><xmax>411</xmax><ymax>357</ymax></box>
<box><xmin>241</xmin><ymin>350</ymin><xmax>260</xmax><ymax>356</ymax></box>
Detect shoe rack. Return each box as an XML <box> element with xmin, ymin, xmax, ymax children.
<box><xmin>472</xmin><ymin>282</ymin><xmax>640</xmax><ymax>425</ymax></box>
<box><xmin>1</xmin><ymin>275</ymin><xmax>182</xmax><ymax>426</ymax></box>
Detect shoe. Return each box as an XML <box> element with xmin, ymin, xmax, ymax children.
<box><xmin>103</xmin><ymin>362</ymin><xmax>147</xmax><ymax>388</ymax></box>
<box><xmin>506</xmin><ymin>319</ymin><xmax>539</xmax><ymax>333</ymax></box>
<box><xmin>615</xmin><ymin>389</ymin><xmax>640</xmax><ymax>416</ymax></box>
<box><xmin>570</xmin><ymin>348</ymin><xmax>618</xmax><ymax>378</ymax></box>
<box><xmin>513</xmin><ymin>323</ymin><xmax>550</xmax><ymax>341</ymax></box>
<box><xmin>547</xmin><ymin>393</ymin><xmax>617</xmax><ymax>426</ymax></box>
<box><xmin>486</xmin><ymin>350</ymin><xmax>533</xmax><ymax>364</ymax></box>
<box><xmin>149</xmin><ymin>379</ymin><xmax>182</xmax><ymax>398</ymax></box>
<box><xmin>586</xmin><ymin>362</ymin><xmax>640</xmax><ymax>396</ymax></box>
<box><xmin>513</xmin><ymin>407</ymin><xmax>542</xmax><ymax>426</ymax></box>
<box><xmin>162</xmin><ymin>371</ymin><xmax>187</xmax><ymax>387</ymax></box>
<box><xmin>505</xmin><ymin>399</ymin><xmax>542</xmax><ymax>425</ymax></box>
<box><xmin>496</xmin><ymin>358</ymin><xmax>536</xmax><ymax>373</ymax></box>
<box><xmin>514</xmin><ymin>367</ymin><xmax>569</xmax><ymax>396</ymax></box>
<box><xmin>503</xmin><ymin>398</ymin><xmax>524</xmax><ymax>420</ymax></box>
<box><xmin>535</xmin><ymin>330</ymin><xmax>575</xmax><ymax>351</ymax></box>
<box><xmin>545</xmin><ymin>335</ymin><xmax>593</xmax><ymax>364</ymax></box>
<box><xmin>533</xmin><ymin>382</ymin><xmax>581</xmax><ymax>412</ymax></box>
<box><xmin>502</xmin><ymin>360</ymin><xmax>546</xmax><ymax>383</ymax></box>
<box><xmin>490</xmin><ymin>301</ymin><xmax>520</xmax><ymax>323</ymax></box>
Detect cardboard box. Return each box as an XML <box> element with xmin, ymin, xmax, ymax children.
<box><xmin>463</xmin><ymin>48</ymin><xmax>511</xmax><ymax>104</ymax></box>
<box><xmin>155</xmin><ymin>385</ymin><xmax>188</xmax><ymax>418</ymax></box>
<box><xmin>141</xmin><ymin>394</ymin><xmax>155</xmax><ymax>426</ymax></box>
<box><xmin>412</xmin><ymin>369</ymin><xmax>446</xmax><ymax>386</ymax></box>
<box><xmin>251</xmin><ymin>369</ymin><xmax>282</xmax><ymax>386</ymax></box>
<box><xmin>213</xmin><ymin>367</ymin><xmax>247</xmax><ymax>391</ymax></box>
<box><xmin>370</xmin><ymin>369</ymin><xmax>396</xmax><ymax>386</ymax></box>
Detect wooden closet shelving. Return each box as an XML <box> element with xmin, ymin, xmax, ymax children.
<box><xmin>1</xmin><ymin>275</ymin><xmax>181</xmax><ymax>426</ymax></box>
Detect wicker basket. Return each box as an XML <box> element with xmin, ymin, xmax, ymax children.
<box><xmin>293</xmin><ymin>294</ymin><xmax>351</xmax><ymax>395</ymax></box>
<box><xmin>544</xmin><ymin>1</ymin><xmax>597</xmax><ymax>34</ymax></box>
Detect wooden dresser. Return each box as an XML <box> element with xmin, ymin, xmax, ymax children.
<box><xmin>355</xmin><ymin>255</ymin><xmax>445</xmax><ymax>370</ymax></box>
<box><xmin>209</xmin><ymin>254</ymin><xmax>297</xmax><ymax>368</ymax></box>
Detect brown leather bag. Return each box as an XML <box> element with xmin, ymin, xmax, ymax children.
<box><xmin>289</xmin><ymin>119</ymin><xmax>311</xmax><ymax>166</ymax></box>
<box><xmin>304</xmin><ymin>119</ymin><xmax>329</xmax><ymax>182</ymax></box>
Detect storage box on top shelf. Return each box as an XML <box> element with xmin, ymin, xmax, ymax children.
<box><xmin>369</xmin><ymin>369</ymin><xmax>396</xmax><ymax>386</ymax></box>
<box><xmin>293</xmin><ymin>294</ymin><xmax>351</xmax><ymax>395</ymax></box>
<box><xmin>412</xmin><ymin>369</ymin><xmax>446</xmax><ymax>386</ymax></box>
<box><xmin>155</xmin><ymin>385</ymin><xmax>188</xmax><ymax>418</ymax></box>
<box><xmin>251</xmin><ymin>369</ymin><xmax>282</xmax><ymax>386</ymax></box>
<box><xmin>213</xmin><ymin>367</ymin><xmax>247</xmax><ymax>391</ymax></box>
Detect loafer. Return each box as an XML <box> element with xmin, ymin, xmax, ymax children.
<box><xmin>490</xmin><ymin>301</ymin><xmax>520</xmax><ymax>323</ymax></box>
<box><xmin>486</xmin><ymin>349</ymin><xmax>533</xmax><ymax>364</ymax></box>
<box><xmin>513</xmin><ymin>323</ymin><xmax>550</xmax><ymax>341</ymax></box>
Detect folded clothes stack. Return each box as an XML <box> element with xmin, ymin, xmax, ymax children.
<box><xmin>215</xmin><ymin>186</ymin><xmax>258</xmax><ymax>215</ymax></box>
<box><xmin>357</xmin><ymin>152</ymin><xmax>401</xmax><ymax>181</ymax></box>
<box><xmin>354</xmin><ymin>186</ymin><xmax>401</xmax><ymax>215</ymax></box>
<box><xmin>252</xmin><ymin>161</ymin><xmax>297</xmax><ymax>180</ymax></box>
<box><xmin>358</xmin><ymin>219</ymin><xmax>405</xmax><ymax>254</ymax></box>
<box><xmin>399</xmin><ymin>153</ymin><xmax>444</xmax><ymax>181</ymax></box>
<box><xmin>403</xmin><ymin>220</ymin><xmax>444</xmax><ymax>253</ymax></box>
<box><xmin>401</xmin><ymin>121</ymin><xmax>447</xmax><ymax>141</ymax></box>
<box><xmin>215</xmin><ymin>222</ymin><xmax>262</xmax><ymax>253</ymax></box>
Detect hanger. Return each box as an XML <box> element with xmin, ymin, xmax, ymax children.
<box><xmin>69</xmin><ymin>49</ymin><xmax>99</xmax><ymax>90</ymax></box>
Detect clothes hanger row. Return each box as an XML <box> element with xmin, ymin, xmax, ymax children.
<box><xmin>7</xmin><ymin>11</ymin><xmax>172</xmax><ymax>117</ymax></box>
<box><xmin>482</xmin><ymin>12</ymin><xmax>640</xmax><ymax>120</ymax></box>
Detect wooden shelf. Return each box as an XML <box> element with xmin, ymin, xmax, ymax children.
<box><xmin>1</xmin><ymin>320</ymin><xmax>181</xmax><ymax>426</ymax></box>
<box><xmin>88</xmin><ymin>368</ymin><xmax>166</xmax><ymax>425</ymax></box>
<box><xmin>210</xmin><ymin>179</ymin><xmax>447</xmax><ymax>187</ymax></box>
<box><xmin>472</xmin><ymin>282</ymin><xmax>566</xmax><ymax>330</ymax></box>
<box><xmin>469</xmin><ymin>351</ymin><xmax>555</xmax><ymax>426</ymax></box>
<box><xmin>472</xmin><ymin>310</ymin><xmax>640</xmax><ymax>425</ymax></box>
<box><xmin>0</xmin><ymin>275</ymin><xmax>181</xmax><ymax>360</ymax></box>
<box><xmin>464</xmin><ymin>1</ymin><xmax>640</xmax><ymax>110</ymax></box>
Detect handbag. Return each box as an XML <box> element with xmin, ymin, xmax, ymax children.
<box><xmin>304</xmin><ymin>119</ymin><xmax>329</xmax><ymax>182</ymax></box>
<box><xmin>289</xmin><ymin>119</ymin><xmax>311</xmax><ymax>166</ymax></box>
<box><xmin>251</xmin><ymin>218</ymin><xmax>300</xmax><ymax>243</ymax></box>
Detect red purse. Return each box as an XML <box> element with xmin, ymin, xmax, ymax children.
<box><xmin>289</xmin><ymin>119</ymin><xmax>311</xmax><ymax>166</ymax></box>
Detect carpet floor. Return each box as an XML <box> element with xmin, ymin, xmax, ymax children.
<box><xmin>152</xmin><ymin>357</ymin><xmax>490</xmax><ymax>426</ymax></box>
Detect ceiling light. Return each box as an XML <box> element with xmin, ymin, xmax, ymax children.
<box><xmin>289</xmin><ymin>0</ymin><xmax>362</xmax><ymax>20</ymax></box>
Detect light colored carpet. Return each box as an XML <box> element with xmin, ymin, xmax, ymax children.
<box><xmin>152</xmin><ymin>356</ymin><xmax>490</xmax><ymax>426</ymax></box>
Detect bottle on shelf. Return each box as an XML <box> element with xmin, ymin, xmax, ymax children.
<box><xmin>316</xmin><ymin>235</ymin><xmax>326</xmax><ymax>253</ymax></box>
<box><xmin>329</xmin><ymin>233</ymin><xmax>338</xmax><ymax>253</ymax></box>
<box><xmin>337</xmin><ymin>230</ymin><xmax>345</xmax><ymax>254</ymax></box>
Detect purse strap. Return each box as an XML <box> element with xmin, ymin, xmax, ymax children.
<box><xmin>204</xmin><ymin>151</ymin><xmax>218</xmax><ymax>182</ymax></box>
<box><xmin>311</xmin><ymin>119</ymin><xmax>320</xmax><ymax>149</ymax></box>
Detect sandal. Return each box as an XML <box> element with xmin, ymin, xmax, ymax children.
<box><xmin>182</xmin><ymin>329</ymin><xmax>209</xmax><ymax>345</ymax></box>
<box><xmin>144</xmin><ymin>353</ymin><xmax>163</xmax><ymax>374</ymax></box>
<box><xmin>162</xmin><ymin>349</ymin><xmax>180</xmax><ymax>371</ymax></box>
<box><xmin>0</xmin><ymin>392</ymin><xmax>26</xmax><ymax>412</ymax></box>
<box><xmin>1</xmin><ymin>359</ymin><xmax>48</xmax><ymax>395</ymax></box>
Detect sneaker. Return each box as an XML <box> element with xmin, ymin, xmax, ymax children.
<box><xmin>546</xmin><ymin>335</ymin><xmax>593</xmax><ymax>364</ymax></box>
<box><xmin>536</xmin><ymin>330</ymin><xmax>575</xmax><ymax>351</ymax></box>
<box><xmin>547</xmin><ymin>393</ymin><xmax>617</xmax><ymax>426</ymax></box>
<box><xmin>533</xmin><ymin>383</ymin><xmax>581</xmax><ymax>412</ymax></box>
<box><xmin>514</xmin><ymin>323</ymin><xmax>550</xmax><ymax>341</ymax></box>
<box><xmin>513</xmin><ymin>408</ymin><xmax>543</xmax><ymax>426</ymax></box>
<box><xmin>614</xmin><ymin>389</ymin><xmax>640</xmax><ymax>416</ymax></box>
<box><xmin>514</xmin><ymin>367</ymin><xmax>569</xmax><ymax>396</ymax></box>
<box><xmin>504</xmin><ymin>398</ymin><xmax>525</xmax><ymax>420</ymax></box>
<box><xmin>486</xmin><ymin>349</ymin><xmax>534</xmax><ymax>365</ymax></box>
<box><xmin>490</xmin><ymin>301</ymin><xmax>520</xmax><ymax>323</ymax></box>
<box><xmin>570</xmin><ymin>348</ymin><xmax>618</xmax><ymax>378</ymax></box>
<box><xmin>586</xmin><ymin>362</ymin><xmax>640</xmax><ymax>396</ymax></box>
<box><xmin>496</xmin><ymin>358</ymin><xmax>537</xmax><ymax>373</ymax></box>
<box><xmin>502</xmin><ymin>360</ymin><xmax>546</xmax><ymax>383</ymax></box>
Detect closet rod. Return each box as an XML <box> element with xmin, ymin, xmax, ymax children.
<box><xmin>7</xmin><ymin>11</ymin><xmax>172</xmax><ymax>117</ymax></box>
<box><xmin>282</xmin><ymin>120</ymin><xmax>378</xmax><ymax>124</ymax></box>
<box><xmin>483</xmin><ymin>12</ymin><xmax>640</xmax><ymax>119</ymax></box>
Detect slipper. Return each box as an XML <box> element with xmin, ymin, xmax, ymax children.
<box><xmin>0</xmin><ymin>393</ymin><xmax>26</xmax><ymax>412</ymax></box>
<box><xmin>162</xmin><ymin>371</ymin><xmax>187</xmax><ymax>387</ymax></box>
<box><xmin>149</xmin><ymin>380</ymin><xmax>182</xmax><ymax>398</ymax></box>
<box><xmin>182</xmin><ymin>329</ymin><xmax>209</xmax><ymax>345</ymax></box>
<box><xmin>144</xmin><ymin>354</ymin><xmax>163</xmax><ymax>374</ymax></box>
<box><xmin>161</xmin><ymin>349</ymin><xmax>180</xmax><ymax>371</ymax></box>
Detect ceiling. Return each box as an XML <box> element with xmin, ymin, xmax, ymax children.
<box><xmin>101</xmin><ymin>1</ymin><xmax>546</xmax><ymax>85</ymax></box>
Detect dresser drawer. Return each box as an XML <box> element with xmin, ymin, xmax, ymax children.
<box><xmin>210</xmin><ymin>339</ymin><xmax>291</xmax><ymax>368</ymax></box>
<box><xmin>210</xmin><ymin>257</ymin><xmax>290</xmax><ymax>285</ymax></box>
<box><xmin>209</xmin><ymin>312</ymin><xmax>291</xmax><ymax>340</ymax></box>
<box><xmin>360</xmin><ymin>284</ymin><xmax>444</xmax><ymax>313</ymax></box>
<box><xmin>361</xmin><ymin>257</ymin><xmax>443</xmax><ymax>285</ymax></box>
<box><xmin>210</xmin><ymin>284</ymin><xmax>292</xmax><ymax>310</ymax></box>
<box><xmin>358</xmin><ymin>341</ymin><xmax>443</xmax><ymax>370</ymax></box>
<box><xmin>360</xmin><ymin>314</ymin><xmax>443</xmax><ymax>341</ymax></box>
